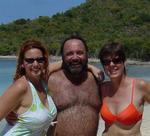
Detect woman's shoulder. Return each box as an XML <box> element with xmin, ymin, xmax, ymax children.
<box><xmin>130</xmin><ymin>77</ymin><xmax>150</xmax><ymax>92</ymax></box>
<box><xmin>12</xmin><ymin>76</ymin><xmax>28</xmax><ymax>94</ymax></box>
<box><xmin>133</xmin><ymin>77</ymin><xmax>147</xmax><ymax>86</ymax></box>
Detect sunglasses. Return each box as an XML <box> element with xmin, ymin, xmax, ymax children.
<box><xmin>102</xmin><ymin>57</ymin><xmax>122</xmax><ymax>66</ymax></box>
<box><xmin>24</xmin><ymin>57</ymin><xmax>45</xmax><ymax>64</ymax></box>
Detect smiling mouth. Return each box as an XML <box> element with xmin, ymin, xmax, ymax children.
<box><xmin>32</xmin><ymin>69</ymin><xmax>40</xmax><ymax>72</ymax></box>
<box><xmin>71</xmin><ymin>64</ymin><xmax>81</xmax><ymax>68</ymax></box>
<box><xmin>111</xmin><ymin>71</ymin><xmax>117</xmax><ymax>74</ymax></box>
<box><xmin>109</xmin><ymin>68</ymin><xmax>118</xmax><ymax>74</ymax></box>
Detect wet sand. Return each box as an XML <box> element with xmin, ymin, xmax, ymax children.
<box><xmin>97</xmin><ymin>105</ymin><xmax>150</xmax><ymax>136</ymax></box>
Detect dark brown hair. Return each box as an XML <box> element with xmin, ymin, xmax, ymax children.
<box><xmin>99</xmin><ymin>42</ymin><xmax>126</xmax><ymax>74</ymax></box>
<box><xmin>99</xmin><ymin>42</ymin><xmax>126</xmax><ymax>63</ymax></box>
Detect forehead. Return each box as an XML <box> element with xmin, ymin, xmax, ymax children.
<box><xmin>63</xmin><ymin>39</ymin><xmax>86</xmax><ymax>52</ymax></box>
<box><xmin>103</xmin><ymin>54</ymin><xmax>119</xmax><ymax>59</ymax></box>
<box><xmin>24</xmin><ymin>48</ymin><xmax>43</xmax><ymax>57</ymax></box>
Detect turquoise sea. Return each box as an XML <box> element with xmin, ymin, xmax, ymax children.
<box><xmin>0</xmin><ymin>59</ymin><xmax>150</xmax><ymax>132</ymax></box>
<box><xmin>0</xmin><ymin>59</ymin><xmax>17</xmax><ymax>95</ymax></box>
<box><xmin>0</xmin><ymin>59</ymin><xmax>150</xmax><ymax>95</ymax></box>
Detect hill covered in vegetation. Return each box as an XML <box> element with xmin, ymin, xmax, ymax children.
<box><xmin>0</xmin><ymin>0</ymin><xmax>150</xmax><ymax>60</ymax></box>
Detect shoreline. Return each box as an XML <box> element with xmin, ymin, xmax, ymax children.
<box><xmin>0</xmin><ymin>55</ymin><xmax>150</xmax><ymax>65</ymax></box>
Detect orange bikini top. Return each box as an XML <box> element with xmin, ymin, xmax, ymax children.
<box><xmin>100</xmin><ymin>79</ymin><xmax>142</xmax><ymax>125</ymax></box>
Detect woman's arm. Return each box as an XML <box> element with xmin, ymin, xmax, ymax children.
<box><xmin>0</xmin><ymin>79</ymin><xmax>26</xmax><ymax>121</ymax></box>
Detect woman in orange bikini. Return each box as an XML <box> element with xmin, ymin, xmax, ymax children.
<box><xmin>99</xmin><ymin>42</ymin><xmax>150</xmax><ymax>136</ymax></box>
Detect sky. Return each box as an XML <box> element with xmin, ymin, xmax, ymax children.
<box><xmin>0</xmin><ymin>0</ymin><xmax>86</xmax><ymax>24</ymax></box>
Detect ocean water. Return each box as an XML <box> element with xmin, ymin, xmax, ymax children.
<box><xmin>0</xmin><ymin>59</ymin><xmax>16</xmax><ymax>95</ymax></box>
<box><xmin>0</xmin><ymin>59</ymin><xmax>150</xmax><ymax>132</ymax></box>
<box><xmin>0</xmin><ymin>59</ymin><xmax>150</xmax><ymax>95</ymax></box>
<box><xmin>92</xmin><ymin>62</ymin><xmax>150</xmax><ymax>81</ymax></box>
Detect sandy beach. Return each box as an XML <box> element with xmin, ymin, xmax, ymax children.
<box><xmin>97</xmin><ymin>105</ymin><xmax>150</xmax><ymax>136</ymax></box>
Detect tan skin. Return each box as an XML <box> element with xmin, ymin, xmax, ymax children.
<box><xmin>100</xmin><ymin>55</ymin><xmax>150</xmax><ymax>136</ymax></box>
<box><xmin>47</xmin><ymin>39</ymin><xmax>101</xmax><ymax>136</ymax></box>
<box><xmin>4</xmin><ymin>48</ymin><xmax>103</xmax><ymax>132</ymax></box>
<box><xmin>0</xmin><ymin>48</ymin><xmax>48</xmax><ymax>121</ymax></box>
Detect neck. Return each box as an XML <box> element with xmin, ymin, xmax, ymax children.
<box><xmin>63</xmin><ymin>69</ymin><xmax>88</xmax><ymax>85</ymax></box>
<box><xmin>27</xmin><ymin>76</ymin><xmax>44</xmax><ymax>88</ymax></box>
<box><xmin>111</xmin><ymin>74</ymin><xmax>126</xmax><ymax>91</ymax></box>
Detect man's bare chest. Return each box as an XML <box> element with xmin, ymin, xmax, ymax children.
<box><xmin>51</xmin><ymin>82</ymin><xmax>100</xmax><ymax>111</ymax></box>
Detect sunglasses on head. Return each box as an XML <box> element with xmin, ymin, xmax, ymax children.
<box><xmin>102</xmin><ymin>57</ymin><xmax>122</xmax><ymax>66</ymax></box>
<box><xmin>24</xmin><ymin>57</ymin><xmax>45</xmax><ymax>64</ymax></box>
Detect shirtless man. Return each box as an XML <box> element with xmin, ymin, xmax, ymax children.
<box><xmin>5</xmin><ymin>35</ymin><xmax>102</xmax><ymax>136</ymax></box>
<box><xmin>47</xmin><ymin>35</ymin><xmax>101</xmax><ymax>136</ymax></box>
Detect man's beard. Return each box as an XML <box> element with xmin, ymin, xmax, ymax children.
<box><xmin>62</xmin><ymin>59</ymin><xmax>88</xmax><ymax>75</ymax></box>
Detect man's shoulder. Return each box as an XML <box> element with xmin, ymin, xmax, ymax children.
<box><xmin>48</xmin><ymin>70</ymin><xmax>67</xmax><ymax>92</ymax></box>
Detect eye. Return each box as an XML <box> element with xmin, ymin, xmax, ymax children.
<box><xmin>24</xmin><ymin>57</ymin><xmax>45</xmax><ymax>64</ymax></box>
<box><xmin>36</xmin><ymin>57</ymin><xmax>45</xmax><ymax>63</ymax></box>
<box><xmin>77</xmin><ymin>51</ymin><xmax>84</xmax><ymax>55</ymax></box>
<box><xmin>24</xmin><ymin>58</ymin><xmax>34</xmax><ymax>64</ymax></box>
<box><xmin>112</xmin><ymin>57</ymin><xmax>122</xmax><ymax>64</ymax></box>
<box><xmin>102</xmin><ymin>59</ymin><xmax>111</xmax><ymax>66</ymax></box>
<box><xmin>65</xmin><ymin>52</ymin><xmax>73</xmax><ymax>57</ymax></box>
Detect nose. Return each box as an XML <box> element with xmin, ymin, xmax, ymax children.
<box><xmin>72</xmin><ymin>53</ymin><xmax>79</xmax><ymax>60</ymax></box>
<box><xmin>110</xmin><ymin>61</ymin><xmax>115</xmax><ymax>66</ymax></box>
<box><xmin>33</xmin><ymin>60</ymin><xmax>39</xmax><ymax>65</ymax></box>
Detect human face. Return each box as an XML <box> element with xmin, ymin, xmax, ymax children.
<box><xmin>22</xmin><ymin>48</ymin><xmax>46</xmax><ymax>80</ymax></box>
<box><xmin>102</xmin><ymin>56</ymin><xmax>125</xmax><ymax>79</ymax></box>
<box><xmin>102</xmin><ymin>57</ymin><xmax>122</xmax><ymax>66</ymax></box>
<box><xmin>62</xmin><ymin>39</ymin><xmax>88</xmax><ymax>75</ymax></box>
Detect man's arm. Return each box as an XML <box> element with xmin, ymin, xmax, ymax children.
<box><xmin>88</xmin><ymin>64</ymin><xmax>105</xmax><ymax>83</ymax></box>
<box><xmin>48</xmin><ymin>61</ymin><xmax>104</xmax><ymax>82</ymax></box>
<box><xmin>48</xmin><ymin>61</ymin><xmax>62</xmax><ymax>76</ymax></box>
<box><xmin>5</xmin><ymin>111</ymin><xmax>18</xmax><ymax>125</ymax></box>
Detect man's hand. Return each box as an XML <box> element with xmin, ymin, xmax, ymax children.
<box><xmin>5</xmin><ymin>111</ymin><xmax>18</xmax><ymax>125</ymax></box>
<box><xmin>97</xmin><ymin>70</ymin><xmax>105</xmax><ymax>83</ymax></box>
<box><xmin>50</xmin><ymin>121</ymin><xmax>58</xmax><ymax>126</ymax></box>
<box><xmin>88</xmin><ymin>64</ymin><xmax>105</xmax><ymax>83</ymax></box>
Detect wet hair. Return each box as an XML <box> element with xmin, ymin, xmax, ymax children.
<box><xmin>98</xmin><ymin>42</ymin><xmax>126</xmax><ymax>74</ymax></box>
<box><xmin>60</xmin><ymin>34</ymin><xmax>88</xmax><ymax>57</ymax></box>
<box><xmin>14</xmin><ymin>39</ymin><xmax>49</xmax><ymax>81</ymax></box>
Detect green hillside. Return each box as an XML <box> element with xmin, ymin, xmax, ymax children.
<box><xmin>0</xmin><ymin>0</ymin><xmax>150</xmax><ymax>60</ymax></box>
